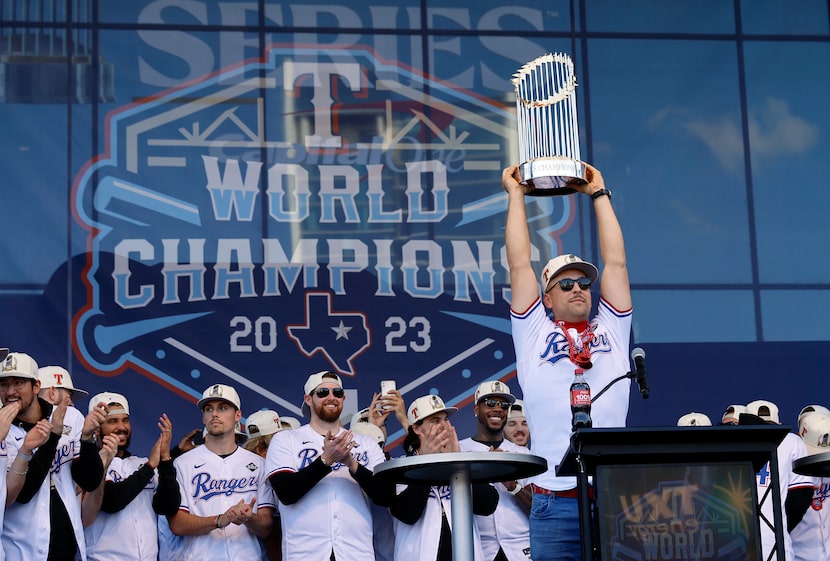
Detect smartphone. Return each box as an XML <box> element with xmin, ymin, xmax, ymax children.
<box><xmin>380</xmin><ymin>380</ymin><xmax>396</xmax><ymax>410</ymax></box>
<box><xmin>380</xmin><ymin>380</ymin><xmax>396</xmax><ymax>396</ymax></box>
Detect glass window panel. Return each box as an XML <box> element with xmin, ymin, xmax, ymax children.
<box><xmin>761</xmin><ymin>290</ymin><xmax>830</xmax><ymax>341</ymax></box>
<box><xmin>632</xmin><ymin>290</ymin><xmax>757</xmax><ymax>343</ymax></box>
<box><xmin>425</xmin><ymin>0</ymin><xmax>575</xmax><ymax>32</ymax></box>
<box><xmin>0</xmin><ymin>105</ymin><xmax>69</xmax><ymax>285</ymax></box>
<box><xmin>586</xmin><ymin>0</ymin><xmax>735</xmax><ymax>34</ymax></box>
<box><xmin>587</xmin><ymin>39</ymin><xmax>751</xmax><ymax>284</ymax></box>
<box><xmin>741</xmin><ymin>0</ymin><xmax>829</xmax><ymax>35</ymax></box>
<box><xmin>100</xmin><ymin>0</ymin><xmax>422</xmax><ymax>29</ymax></box>
<box><xmin>744</xmin><ymin>42</ymin><xmax>830</xmax><ymax>284</ymax></box>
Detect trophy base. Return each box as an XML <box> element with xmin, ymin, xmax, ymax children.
<box><xmin>519</xmin><ymin>158</ymin><xmax>587</xmax><ymax>196</ymax></box>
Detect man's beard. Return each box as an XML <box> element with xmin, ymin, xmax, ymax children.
<box><xmin>314</xmin><ymin>402</ymin><xmax>343</xmax><ymax>423</ymax></box>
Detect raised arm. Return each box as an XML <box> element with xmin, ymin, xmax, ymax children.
<box><xmin>502</xmin><ymin>165</ymin><xmax>540</xmax><ymax>314</ymax></box>
<box><xmin>569</xmin><ymin>163</ymin><xmax>631</xmax><ymax>312</ymax></box>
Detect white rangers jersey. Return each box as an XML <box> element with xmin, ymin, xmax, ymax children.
<box><xmin>757</xmin><ymin>432</ymin><xmax>814</xmax><ymax>561</ymax></box>
<box><xmin>174</xmin><ymin>445</ymin><xmax>275</xmax><ymax>561</ymax></box>
<box><xmin>3</xmin><ymin>406</ymin><xmax>87</xmax><ymax>561</ymax></box>
<box><xmin>792</xmin><ymin>477</ymin><xmax>830</xmax><ymax>561</ymax></box>
<box><xmin>84</xmin><ymin>455</ymin><xmax>159</xmax><ymax>561</ymax></box>
<box><xmin>392</xmin><ymin>483</ymin><xmax>486</xmax><ymax>561</ymax></box>
<box><xmin>511</xmin><ymin>297</ymin><xmax>632</xmax><ymax>491</ymax></box>
<box><xmin>264</xmin><ymin>424</ymin><xmax>386</xmax><ymax>561</ymax></box>
<box><xmin>458</xmin><ymin>438</ymin><xmax>531</xmax><ymax>561</ymax></box>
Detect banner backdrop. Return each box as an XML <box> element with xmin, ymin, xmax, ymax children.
<box><xmin>67</xmin><ymin>43</ymin><xmax>572</xmax><ymax>447</ymax></box>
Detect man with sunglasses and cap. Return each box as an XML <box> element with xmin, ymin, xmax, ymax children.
<box><xmin>459</xmin><ymin>381</ymin><xmax>531</xmax><ymax>561</ymax></box>
<box><xmin>502</xmin><ymin>163</ymin><xmax>633</xmax><ymax>561</ymax></box>
<box><xmin>265</xmin><ymin>371</ymin><xmax>387</xmax><ymax>561</ymax></box>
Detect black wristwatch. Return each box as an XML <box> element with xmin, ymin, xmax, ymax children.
<box><xmin>590</xmin><ymin>188</ymin><xmax>612</xmax><ymax>201</ymax></box>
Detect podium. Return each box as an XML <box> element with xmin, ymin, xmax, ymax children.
<box><xmin>557</xmin><ymin>426</ymin><xmax>790</xmax><ymax>561</ymax></box>
<box><xmin>375</xmin><ymin>451</ymin><xmax>547</xmax><ymax>561</ymax></box>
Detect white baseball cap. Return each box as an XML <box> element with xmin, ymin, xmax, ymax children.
<box><xmin>301</xmin><ymin>371</ymin><xmax>343</xmax><ymax>416</ymax></box>
<box><xmin>677</xmin><ymin>412</ymin><xmax>712</xmax><ymax>427</ymax></box>
<box><xmin>800</xmin><ymin>414</ymin><xmax>830</xmax><ymax>455</ymax></box>
<box><xmin>407</xmin><ymin>394</ymin><xmax>458</xmax><ymax>426</ymax></box>
<box><xmin>351</xmin><ymin>421</ymin><xmax>385</xmax><ymax>446</ymax></box>
<box><xmin>540</xmin><ymin>254</ymin><xmax>599</xmax><ymax>289</ymax></box>
<box><xmin>473</xmin><ymin>380</ymin><xmax>515</xmax><ymax>404</ymax></box>
<box><xmin>280</xmin><ymin>416</ymin><xmax>301</xmax><ymax>430</ymax></box>
<box><xmin>38</xmin><ymin>366</ymin><xmax>89</xmax><ymax>396</ymax></box>
<box><xmin>746</xmin><ymin>400</ymin><xmax>779</xmax><ymax>424</ymax></box>
<box><xmin>197</xmin><ymin>384</ymin><xmax>241</xmax><ymax>410</ymax></box>
<box><xmin>508</xmin><ymin>399</ymin><xmax>526</xmax><ymax>419</ymax></box>
<box><xmin>89</xmin><ymin>392</ymin><xmax>130</xmax><ymax>415</ymax></box>
<box><xmin>721</xmin><ymin>404</ymin><xmax>746</xmax><ymax>424</ymax></box>
<box><xmin>234</xmin><ymin>421</ymin><xmax>248</xmax><ymax>444</ymax></box>
<box><xmin>1</xmin><ymin>352</ymin><xmax>39</xmax><ymax>381</ymax></box>
<box><xmin>246</xmin><ymin>409</ymin><xmax>282</xmax><ymax>439</ymax></box>
<box><xmin>798</xmin><ymin>404</ymin><xmax>830</xmax><ymax>426</ymax></box>
<box><xmin>350</xmin><ymin>407</ymin><xmax>371</xmax><ymax>427</ymax></box>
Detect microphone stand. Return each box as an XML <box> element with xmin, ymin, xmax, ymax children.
<box><xmin>572</xmin><ymin>367</ymin><xmax>645</xmax><ymax>561</ymax></box>
<box><xmin>590</xmin><ymin>367</ymin><xmax>640</xmax><ymax>404</ymax></box>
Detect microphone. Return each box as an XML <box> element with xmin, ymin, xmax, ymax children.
<box><xmin>630</xmin><ymin>347</ymin><xmax>650</xmax><ymax>399</ymax></box>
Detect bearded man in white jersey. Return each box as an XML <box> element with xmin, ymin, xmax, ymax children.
<box><xmin>82</xmin><ymin>392</ymin><xmax>179</xmax><ymax>561</ymax></box>
<box><xmin>265</xmin><ymin>371</ymin><xmax>387</xmax><ymax>561</ymax></box>
<box><xmin>503</xmin><ymin>163</ymin><xmax>633</xmax><ymax>561</ymax></box>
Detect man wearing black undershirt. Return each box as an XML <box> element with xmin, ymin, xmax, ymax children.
<box><xmin>459</xmin><ymin>381</ymin><xmax>532</xmax><ymax>561</ymax></box>
<box><xmin>0</xmin><ymin>352</ymin><xmax>106</xmax><ymax>561</ymax></box>
<box><xmin>81</xmin><ymin>392</ymin><xmax>180</xmax><ymax>560</ymax></box>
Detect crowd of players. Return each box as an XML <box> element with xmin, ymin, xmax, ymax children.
<box><xmin>0</xmin><ymin>349</ymin><xmax>539</xmax><ymax>561</ymax></box>
<box><xmin>2</xmin><ymin>346</ymin><xmax>828</xmax><ymax>561</ymax></box>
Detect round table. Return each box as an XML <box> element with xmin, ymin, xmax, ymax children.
<box><xmin>793</xmin><ymin>451</ymin><xmax>830</xmax><ymax>477</ymax></box>
<box><xmin>375</xmin><ymin>451</ymin><xmax>547</xmax><ymax>561</ymax></box>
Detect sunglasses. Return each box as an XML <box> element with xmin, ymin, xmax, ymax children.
<box><xmin>547</xmin><ymin>277</ymin><xmax>592</xmax><ymax>293</ymax></box>
<box><xmin>480</xmin><ymin>399</ymin><xmax>511</xmax><ymax>410</ymax></box>
<box><xmin>314</xmin><ymin>387</ymin><xmax>345</xmax><ymax>399</ymax></box>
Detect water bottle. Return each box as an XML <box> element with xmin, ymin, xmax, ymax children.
<box><xmin>570</xmin><ymin>368</ymin><xmax>592</xmax><ymax>430</ymax></box>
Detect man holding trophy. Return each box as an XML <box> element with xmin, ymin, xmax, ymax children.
<box><xmin>502</xmin><ymin>53</ymin><xmax>634</xmax><ymax>561</ymax></box>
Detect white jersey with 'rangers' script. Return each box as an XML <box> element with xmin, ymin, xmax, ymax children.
<box><xmin>84</xmin><ymin>454</ymin><xmax>159</xmax><ymax>561</ymax></box>
<box><xmin>264</xmin><ymin>423</ymin><xmax>386</xmax><ymax>561</ymax></box>
<box><xmin>3</xmin><ymin>406</ymin><xmax>87</xmax><ymax>561</ymax></box>
<box><xmin>174</xmin><ymin>445</ymin><xmax>275</xmax><ymax>561</ymax></box>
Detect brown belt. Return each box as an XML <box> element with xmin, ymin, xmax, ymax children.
<box><xmin>531</xmin><ymin>484</ymin><xmax>593</xmax><ymax>499</ymax></box>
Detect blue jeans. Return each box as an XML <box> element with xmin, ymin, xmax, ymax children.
<box><xmin>530</xmin><ymin>492</ymin><xmax>581</xmax><ymax>561</ymax></box>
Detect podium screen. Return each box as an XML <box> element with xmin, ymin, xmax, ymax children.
<box><xmin>595</xmin><ymin>461</ymin><xmax>761</xmax><ymax>561</ymax></box>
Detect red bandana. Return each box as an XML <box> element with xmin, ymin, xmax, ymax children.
<box><xmin>556</xmin><ymin>320</ymin><xmax>594</xmax><ymax>369</ymax></box>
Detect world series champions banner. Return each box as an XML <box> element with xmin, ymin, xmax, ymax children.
<box><xmin>71</xmin><ymin>44</ymin><xmax>580</xmax><ymax>443</ymax></box>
